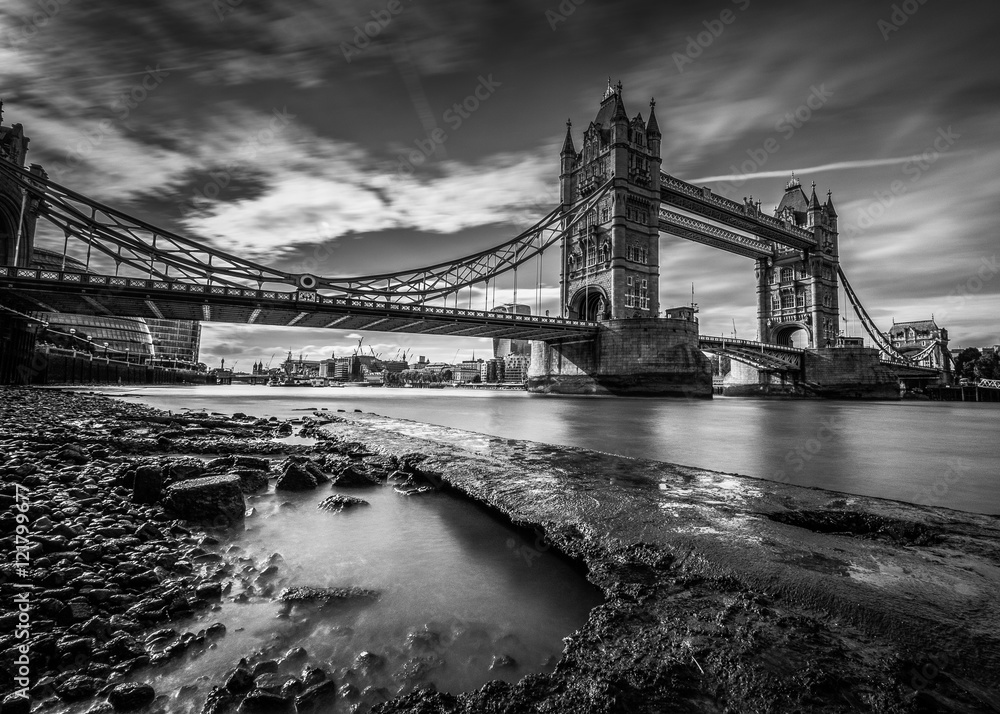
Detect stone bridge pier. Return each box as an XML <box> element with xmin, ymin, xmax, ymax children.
<box><xmin>721</xmin><ymin>346</ymin><xmax>901</xmax><ymax>399</ymax></box>
<box><xmin>527</xmin><ymin>318</ymin><xmax>713</xmax><ymax>397</ymax></box>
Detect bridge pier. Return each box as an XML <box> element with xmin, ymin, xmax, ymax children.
<box><xmin>720</xmin><ymin>346</ymin><xmax>901</xmax><ymax>399</ymax></box>
<box><xmin>526</xmin><ymin>318</ymin><xmax>713</xmax><ymax>397</ymax></box>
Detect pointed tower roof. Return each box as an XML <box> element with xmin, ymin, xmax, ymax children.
<box><xmin>593</xmin><ymin>78</ymin><xmax>627</xmax><ymax>132</ymax></box>
<box><xmin>824</xmin><ymin>190</ymin><xmax>838</xmax><ymax>217</ymax></box>
<box><xmin>646</xmin><ymin>98</ymin><xmax>661</xmax><ymax>137</ymax></box>
<box><xmin>808</xmin><ymin>181</ymin><xmax>821</xmax><ymax>210</ymax></box>
<box><xmin>775</xmin><ymin>173</ymin><xmax>810</xmax><ymax>225</ymax></box>
<box><xmin>561</xmin><ymin>119</ymin><xmax>575</xmax><ymax>155</ymax></box>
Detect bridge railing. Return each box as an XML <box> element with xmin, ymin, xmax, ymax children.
<box><xmin>660</xmin><ymin>172</ymin><xmax>815</xmax><ymax>241</ymax></box>
<box><xmin>699</xmin><ymin>334</ymin><xmax>806</xmax><ymax>354</ymax></box>
<box><xmin>659</xmin><ymin>210</ymin><xmax>773</xmax><ymax>257</ymax></box>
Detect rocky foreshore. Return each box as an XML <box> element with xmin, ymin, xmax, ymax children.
<box><xmin>2</xmin><ymin>388</ymin><xmax>1000</xmax><ymax>714</ymax></box>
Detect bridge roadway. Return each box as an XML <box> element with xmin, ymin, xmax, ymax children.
<box><xmin>0</xmin><ymin>267</ymin><xmax>598</xmax><ymax>342</ymax></box>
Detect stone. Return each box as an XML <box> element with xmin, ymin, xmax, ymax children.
<box><xmin>317</xmin><ymin>494</ymin><xmax>369</xmax><ymax>513</ymax></box>
<box><xmin>224</xmin><ymin>666</ymin><xmax>255</xmax><ymax>694</ymax></box>
<box><xmin>277</xmin><ymin>586</ymin><xmax>380</xmax><ymax>604</ymax></box>
<box><xmin>330</xmin><ymin>465</ymin><xmax>380</xmax><ymax>488</ymax></box>
<box><xmin>238</xmin><ymin>690</ymin><xmax>293</xmax><ymax>712</ymax></box>
<box><xmin>56</xmin><ymin>674</ymin><xmax>103</xmax><ymax>702</ymax></box>
<box><xmin>230</xmin><ymin>469</ymin><xmax>269</xmax><ymax>493</ymax></box>
<box><xmin>106</xmin><ymin>682</ymin><xmax>155</xmax><ymax>711</ymax></box>
<box><xmin>490</xmin><ymin>654</ymin><xmax>517</xmax><ymax>670</ymax></box>
<box><xmin>274</xmin><ymin>463</ymin><xmax>317</xmax><ymax>491</ymax></box>
<box><xmin>1</xmin><ymin>694</ymin><xmax>30</xmax><ymax>714</ymax></box>
<box><xmin>131</xmin><ymin>465</ymin><xmax>164</xmax><ymax>504</ymax></box>
<box><xmin>162</xmin><ymin>475</ymin><xmax>245</xmax><ymax>526</ymax></box>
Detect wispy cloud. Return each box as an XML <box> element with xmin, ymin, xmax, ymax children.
<box><xmin>689</xmin><ymin>153</ymin><xmax>972</xmax><ymax>184</ymax></box>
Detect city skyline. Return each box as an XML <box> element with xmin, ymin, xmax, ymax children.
<box><xmin>3</xmin><ymin>0</ymin><xmax>998</xmax><ymax>364</ymax></box>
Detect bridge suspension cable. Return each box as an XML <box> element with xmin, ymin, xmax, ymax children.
<box><xmin>0</xmin><ymin>160</ymin><xmax>611</xmax><ymax>305</ymax></box>
<box><xmin>836</xmin><ymin>265</ymin><xmax>910</xmax><ymax>364</ymax></box>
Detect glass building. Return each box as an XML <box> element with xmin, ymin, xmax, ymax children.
<box><xmin>145</xmin><ymin>319</ymin><xmax>202</xmax><ymax>367</ymax></box>
<box><xmin>29</xmin><ymin>248</ymin><xmax>155</xmax><ymax>360</ymax></box>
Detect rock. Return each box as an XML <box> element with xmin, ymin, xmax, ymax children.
<box><xmin>317</xmin><ymin>495</ymin><xmax>369</xmax><ymax>513</ymax></box>
<box><xmin>196</xmin><ymin>582</ymin><xmax>223</xmax><ymax>600</ymax></box>
<box><xmin>162</xmin><ymin>475</ymin><xmax>246</xmax><ymax>526</ymax></box>
<box><xmin>330</xmin><ymin>465</ymin><xmax>380</xmax><ymax>488</ymax></box>
<box><xmin>237</xmin><ymin>690</ymin><xmax>293</xmax><ymax>712</ymax></box>
<box><xmin>352</xmin><ymin>651</ymin><xmax>384</xmax><ymax>674</ymax></box>
<box><xmin>253</xmin><ymin>673</ymin><xmax>298</xmax><ymax>694</ymax></box>
<box><xmin>131</xmin><ymin>465</ymin><xmax>164</xmax><ymax>504</ymax></box>
<box><xmin>163</xmin><ymin>459</ymin><xmax>207</xmax><ymax>483</ymax></box>
<box><xmin>234</xmin><ymin>455</ymin><xmax>270</xmax><ymax>471</ymax></box>
<box><xmin>250</xmin><ymin>660</ymin><xmax>279</xmax><ymax>677</ymax></box>
<box><xmin>56</xmin><ymin>674</ymin><xmax>103</xmax><ymax>702</ymax></box>
<box><xmin>294</xmin><ymin>680</ymin><xmax>337</xmax><ymax>713</ymax></box>
<box><xmin>300</xmin><ymin>667</ymin><xmax>326</xmax><ymax>689</ymax></box>
<box><xmin>274</xmin><ymin>463</ymin><xmax>317</xmax><ymax>491</ymax></box>
<box><xmin>1</xmin><ymin>694</ymin><xmax>30</xmax><ymax>714</ymax></box>
<box><xmin>229</xmin><ymin>469</ymin><xmax>269</xmax><ymax>493</ymax></box>
<box><xmin>277</xmin><ymin>586</ymin><xmax>380</xmax><ymax>604</ymax></box>
<box><xmin>224</xmin><ymin>666</ymin><xmax>255</xmax><ymax>695</ymax></box>
<box><xmin>490</xmin><ymin>654</ymin><xmax>517</xmax><ymax>670</ymax></box>
<box><xmin>106</xmin><ymin>682</ymin><xmax>155</xmax><ymax>711</ymax></box>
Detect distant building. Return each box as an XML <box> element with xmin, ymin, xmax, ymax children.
<box><xmin>454</xmin><ymin>359</ymin><xmax>482</xmax><ymax>383</ymax></box>
<box><xmin>503</xmin><ymin>353</ymin><xmax>530</xmax><ymax>383</ymax></box>
<box><xmin>409</xmin><ymin>355</ymin><xmax>428</xmax><ymax>370</ymax></box>
<box><xmin>492</xmin><ymin>304</ymin><xmax>532</xmax><ymax>359</ymax></box>
<box><xmin>481</xmin><ymin>358</ymin><xmax>504</xmax><ymax>383</ymax></box>
<box><xmin>886</xmin><ymin>318</ymin><xmax>950</xmax><ymax>370</ymax></box>
<box><xmin>146</xmin><ymin>319</ymin><xmax>201</xmax><ymax>367</ymax></box>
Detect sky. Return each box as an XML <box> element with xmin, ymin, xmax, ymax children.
<box><xmin>3</xmin><ymin>0</ymin><xmax>999</xmax><ymax>366</ymax></box>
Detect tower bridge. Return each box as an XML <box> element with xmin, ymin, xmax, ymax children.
<box><xmin>0</xmin><ymin>87</ymin><xmax>944</xmax><ymax>396</ymax></box>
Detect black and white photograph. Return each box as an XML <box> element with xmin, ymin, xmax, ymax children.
<box><xmin>1</xmin><ymin>0</ymin><xmax>999</xmax><ymax>711</ymax></box>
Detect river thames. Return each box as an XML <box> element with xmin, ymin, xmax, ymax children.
<box><xmin>105</xmin><ymin>385</ymin><xmax>1000</xmax><ymax>515</ymax></box>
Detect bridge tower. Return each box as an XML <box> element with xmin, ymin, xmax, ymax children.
<box><xmin>560</xmin><ymin>80</ymin><xmax>662</xmax><ymax>320</ymax></box>
<box><xmin>0</xmin><ymin>101</ymin><xmax>45</xmax><ymax>268</ymax></box>
<box><xmin>0</xmin><ymin>100</ymin><xmax>48</xmax><ymax>384</ymax></box>
<box><xmin>756</xmin><ymin>175</ymin><xmax>840</xmax><ymax>349</ymax></box>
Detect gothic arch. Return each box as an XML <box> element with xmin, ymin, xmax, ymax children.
<box><xmin>770</xmin><ymin>321</ymin><xmax>812</xmax><ymax>349</ymax></box>
<box><xmin>0</xmin><ymin>194</ymin><xmax>21</xmax><ymax>267</ymax></box>
<box><xmin>568</xmin><ymin>285</ymin><xmax>609</xmax><ymax>321</ymax></box>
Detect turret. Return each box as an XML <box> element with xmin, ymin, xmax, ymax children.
<box><xmin>824</xmin><ymin>190</ymin><xmax>838</xmax><ymax>230</ymax></box>
<box><xmin>559</xmin><ymin>119</ymin><xmax>575</xmax><ymax>206</ymax></box>
<box><xmin>807</xmin><ymin>181</ymin><xmax>822</xmax><ymax>228</ymax></box>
